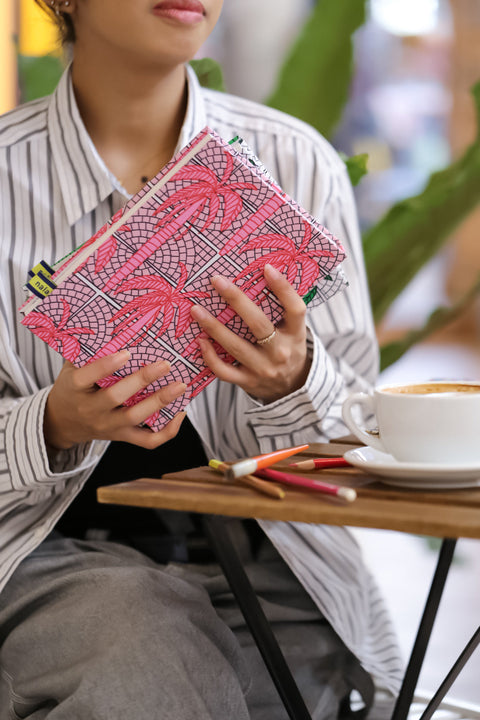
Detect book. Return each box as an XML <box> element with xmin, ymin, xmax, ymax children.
<box><xmin>19</xmin><ymin>126</ymin><xmax>347</xmax><ymax>431</ymax></box>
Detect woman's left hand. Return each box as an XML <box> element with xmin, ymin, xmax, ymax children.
<box><xmin>190</xmin><ymin>264</ymin><xmax>311</xmax><ymax>403</ymax></box>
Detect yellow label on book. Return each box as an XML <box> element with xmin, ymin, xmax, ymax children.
<box><xmin>30</xmin><ymin>260</ymin><xmax>54</xmax><ymax>279</ymax></box>
<box><xmin>26</xmin><ymin>272</ymin><xmax>56</xmax><ymax>299</ymax></box>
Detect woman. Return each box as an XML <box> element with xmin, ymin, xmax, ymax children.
<box><xmin>0</xmin><ymin>1</ymin><xmax>402</xmax><ymax>718</ymax></box>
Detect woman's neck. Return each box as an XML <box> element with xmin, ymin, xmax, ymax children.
<box><xmin>71</xmin><ymin>57</ymin><xmax>188</xmax><ymax>195</ymax></box>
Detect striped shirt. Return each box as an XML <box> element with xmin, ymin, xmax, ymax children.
<box><xmin>0</xmin><ymin>65</ymin><xmax>402</xmax><ymax>693</ymax></box>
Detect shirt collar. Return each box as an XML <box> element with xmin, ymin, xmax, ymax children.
<box><xmin>48</xmin><ymin>66</ymin><xmax>115</xmax><ymax>226</ymax></box>
<box><xmin>176</xmin><ymin>64</ymin><xmax>208</xmax><ymax>150</ymax></box>
<box><xmin>48</xmin><ymin>64</ymin><xmax>208</xmax><ymax>226</ymax></box>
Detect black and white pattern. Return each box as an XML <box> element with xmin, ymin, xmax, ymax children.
<box><xmin>0</xmin><ymin>65</ymin><xmax>402</xmax><ymax>694</ymax></box>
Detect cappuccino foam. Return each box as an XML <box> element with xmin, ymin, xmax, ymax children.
<box><xmin>383</xmin><ymin>382</ymin><xmax>480</xmax><ymax>395</ymax></box>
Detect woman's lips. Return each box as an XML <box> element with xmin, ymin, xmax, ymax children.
<box><xmin>153</xmin><ymin>0</ymin><xmax>205</xmax><ymax>24</ymax></box>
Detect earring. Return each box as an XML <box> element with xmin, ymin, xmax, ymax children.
<box><xmin>50</xmin><ymin>0</ymin><xmax>70</xmax><ymax>14</ymax></box>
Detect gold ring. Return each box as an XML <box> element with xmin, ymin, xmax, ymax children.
<box><xmin>256</xmin><ymin>329</ymin><xmax>277</xmax><ymax>346</ymax></box>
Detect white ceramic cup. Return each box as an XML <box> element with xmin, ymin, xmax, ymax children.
<box><xmin>341</xmin><ymin>380</ymin><xmax>480</xmax><ymax>465</ymax></box>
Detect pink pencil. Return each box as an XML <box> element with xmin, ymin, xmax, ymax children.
<box><xmin>254</xmin><ymin>467</ymin><xmax>357</xmax><ymax>502</ymax></box>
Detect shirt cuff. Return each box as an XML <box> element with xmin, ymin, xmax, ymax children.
<box><xmin>5</xmin><ymin>386</ymin><xmax>107</xmax><ymax>492</ymax></box>
<box><xmin>245</xmin><ymin>330</ymin><xmax>343</xmax><ymax>446</ymax></box>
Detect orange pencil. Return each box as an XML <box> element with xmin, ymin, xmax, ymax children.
<box><xmin>225</xmin><ymin>444</ymin><xmax>309</xmax><ymax>481</ymax></box>
<box><xmin>208</xmin><ymin>459</ymin><xmax>285</xmax><ymax>500</ymax></box>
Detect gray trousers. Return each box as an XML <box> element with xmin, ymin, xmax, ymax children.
<box><xmin>0</xmin><ymin>522</ymin><xmax>369</xmax><ymax>719</ymax></box>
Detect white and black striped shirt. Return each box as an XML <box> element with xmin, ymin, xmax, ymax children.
<box><xmin>0</xmin><ymin>66</ymin><xmax>402</xmax><ymax>693</ymax></box>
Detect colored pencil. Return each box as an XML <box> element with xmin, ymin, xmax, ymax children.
<box><xmin>254</xmin><ymin>467</ymin><xmax>357</xmax><ymax>502</ymax></box>
<box><xmin>209</xmin><ymin>459</ymin><xmax>285</xmax><ymax>500</ymax></box>
<box><xmin>225</xmin><ymin>444</ymin><xmax>309</xmax><ymax>481</ymax></box>
<box><xmin>288</xmin><ymin>457</ymin><xmax>350</xmax><ymax>470</ymax></box>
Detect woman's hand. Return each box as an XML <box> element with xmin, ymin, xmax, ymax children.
<box><xmin>44</xmin><ymin>350</ymin><xmax>186</xmax><ymax>450</ymax></box>
<box><xmin>190</xmin><ymin>264</ymin><xmax>311</xmax><ymax>403</ymax></box>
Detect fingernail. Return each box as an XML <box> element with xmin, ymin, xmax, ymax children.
<box><xmin>173</xmin><ymin>382</ymin><xmax>187</xmax><ymax>396</ymax></box>
<box><xmin>264</xmin><ymin>263</ymin><xmax>282</xmax><ymax>278</ymax></box>
<box><xmin>191</xmin><ymin>304</ymin><xmax>209</xmax><ymax>321</ymax></box>
<box><xmin>114</xmin><ymin>349</ymin><xmax>131</xmax><ymax>360</ymax></box>
<box><xmin>153</xmin><ymin>360</ymin><xmax>170</xmax><ymax>372</ymax></box>
<box><xmin>211</xmin><ymin>275</ymin><xmax>231</xmax><ymax>291</ymax></box>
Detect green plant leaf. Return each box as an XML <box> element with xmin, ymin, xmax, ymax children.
<box><xmin>17</xmin><ymin>54</ymin><xmax>64</xmax><ymax>103</ymax></box>
<box><xmin>189</xmin><ymin>58</ymin><xmax>225</xmax><ymax>92</ymax></box>
<box><xmin>265</xmin><ymin>0</ymin><xmax>367</xmax><ymax>139</ymax></box>
<box><xmin>339</xmin><ymin>151</ymin><xmax>369</xmax><ymax>186</ymax></box>
<box><xmin>364</xmin><ymin>81</ymin><xmax>480</xmax><ymax>325</ymax></box>
<box><xmin>379</xmin><ymin>273</ymin><xmax>480</xmax><ymax>370</ymax></box>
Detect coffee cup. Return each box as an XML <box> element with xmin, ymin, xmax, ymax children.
<box><xmin>341</xmin><ymin>381</ymin><xmax>480</xmax><ymax>465</ymax></box>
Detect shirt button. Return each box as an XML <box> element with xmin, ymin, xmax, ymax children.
<box><xmin>33</xmin><ymin>526</ymin><xmax>45</xmax><ymax>539</ymax></box>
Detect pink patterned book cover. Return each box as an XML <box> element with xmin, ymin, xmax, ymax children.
<box><xmin>19</xmin><ymin>127</ymin><xmax>347</xmax><ymax>431</ymax></box>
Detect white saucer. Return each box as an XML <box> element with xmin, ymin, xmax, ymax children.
<box><xmin>343</xmin><ymin>447</ymin><xmax>480</xmax><ymax>489</ymax></box>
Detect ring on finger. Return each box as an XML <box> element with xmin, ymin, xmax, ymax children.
<box><xmin>256</xmin><ymin>328</ymin><xmax>277</xmax><ymax>346</ymax></box>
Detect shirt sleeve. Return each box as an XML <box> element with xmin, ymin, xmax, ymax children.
<box><xmin>188</xmin><ymin>136</ymin><xmax>379</xmax><ymax>458</ymax></box>
<box><xmin>0</xmin><ymin>379</ymin><xmax>107</xmax><ymax>494</ymax></box>
<box><xmin>245</xmin><ymin>161</ymin><xmax>379</xmax><ymax>446</ymax></box>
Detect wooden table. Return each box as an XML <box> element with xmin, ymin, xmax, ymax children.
<box><xmin>97</xmin><ymin>439</ymin><xmax>480</xmax><ymax>720</ymax></box>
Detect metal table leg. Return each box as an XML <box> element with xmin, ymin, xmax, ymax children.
<box><xmin>202</xmin><ymin>515</ymin><xmax>313</xmax><ymax>720</ymax></box>
<box><xmin>418</xmin><ymin>625</ymin><xmax>480</xmax><ymax>720</ymax></box>
<box><xmin>391</xmin><ymin>538</ymin><xmax>457</xmax><ymax>720</ymax></box>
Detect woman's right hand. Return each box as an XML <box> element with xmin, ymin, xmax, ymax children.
<box><xmin>44</xmin><ymin>349</ymin><xmax>187</xmax><ymax>451</ymax></box>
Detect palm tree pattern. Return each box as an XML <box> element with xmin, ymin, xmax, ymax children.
<box><xmin>22</xmin><ymin>128</ymin><xmax>346</xmax><ymax>431</ymax></box>
<box><xmin>22</xmin><ymin>298</ymin><xmax>94</xmax><ymax>362</ymax></box>
<box><xmin>101</xmin><ymin>148</ymin><xmax>257</xmax><ymax>293</ymax></box>
<box><xmin>104</xmin><ymin>262</ymin><xmax>210</xmax><ymax>350</ymax></box>
<box><xmin>154</xmin><ymin>149</ymin><xmax>257</xmax><ymax>231</ymax></box>
<box><xmin>233</xmin><ymin>221</ymin><xmax>334</xmax><ymax>296</ymax></box>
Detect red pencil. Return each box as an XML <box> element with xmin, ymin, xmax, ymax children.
<box><xmin>225</xmin><ymin>444</ymin><xmax>309</xmax><ymax>481</ymax></box>
<box><xmin>254</xmin><ymin>467</ymin><xmax>357</xmax><ymax>502</ymax></box>
<box><xmin>289</xmin><ymin>457</ymin><xmax>350</xmax><ymax>470</ymax></box>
